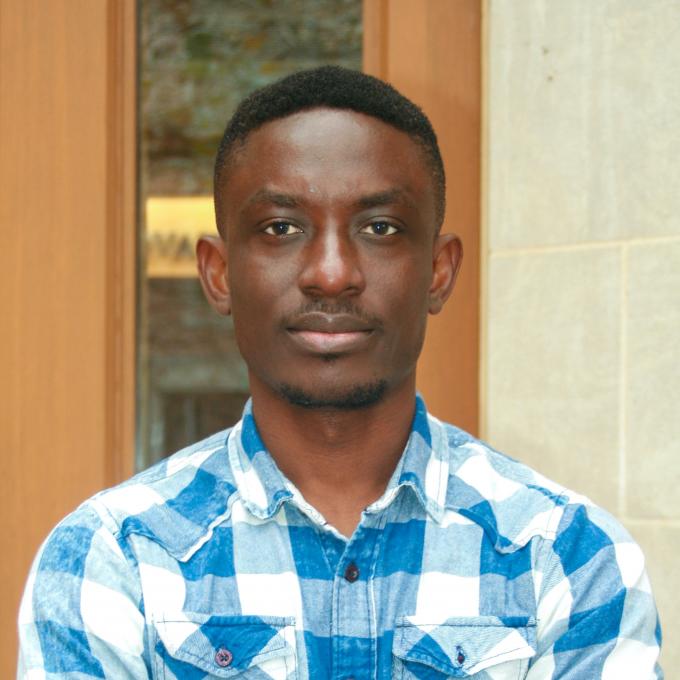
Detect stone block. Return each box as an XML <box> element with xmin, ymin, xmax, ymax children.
<box><xmin>625</xmin><ymin>240</ymin><xmax>680</xmax><ymax>518</ymax></box>
<box><xmin>485</xmin><ymin>247</ymin><xmax>621</xmax><ymax>512</ymax></box>
<box><xmin>487</xmin><ymin>1</ymin><xmax>680</xmax><ymax>249</ymax></box>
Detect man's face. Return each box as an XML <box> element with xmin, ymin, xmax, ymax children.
<box><xmin>207</xmin><ymin>108</ymin><xmax>459</xmax><ymax>408</ymax></box>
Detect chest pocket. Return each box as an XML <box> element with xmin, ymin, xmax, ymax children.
<box><xmin>153</xmin><ymin>613</ymin><xmax>297</xmax><ymax>679</ymax></box>
<box><xmin>392</xmin><ymin>616</ymin><xmax>536</xmax><ymax>679</ymax></box>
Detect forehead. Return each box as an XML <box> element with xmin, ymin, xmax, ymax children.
<box><xmin>220</xmin><ymin>108</ymin><xmax>436</xmax><ymax>211</ymax></box>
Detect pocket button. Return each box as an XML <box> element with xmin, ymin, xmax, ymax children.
<box><xmin>215</xmin><ymin>648</ymin><xmax>233</xmax><ymax>667</ymax></box>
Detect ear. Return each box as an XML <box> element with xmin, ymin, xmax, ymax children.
<box><xmin>428</xmin><ymin>233</ymin><xmax>463</xmax><ymax>315</ymax></box>
<box><xmin>196</xmin><ymin>235</ymin><xmax>231</xmax><ymax>316</ymax></box>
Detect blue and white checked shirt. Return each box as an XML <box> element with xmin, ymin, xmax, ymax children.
<box><xmin>18</xmin><ymin>396</ymin><xmax>662</xmax><ymax>679</ymax></box>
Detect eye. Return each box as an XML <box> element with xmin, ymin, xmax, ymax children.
<box><xmin>263</xmin><ymin>221</ymin><xmax>303</xmax><ymax>236</ymax></box>
<box><xmin>360</xmin><ymin>221</ymin><xmax>399</xmax><ymax>236</ymax></box>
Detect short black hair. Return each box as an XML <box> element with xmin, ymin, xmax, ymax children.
<box><xmin>214</xmin><ymin>65</ymin><xmax>445</xmax><ymax>228</ymax></box>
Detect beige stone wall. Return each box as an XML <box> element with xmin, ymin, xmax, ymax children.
<box><xmin>483</xmin><ymin>0</ymin><xmax>679</xmax><ymax>669</ymax></box>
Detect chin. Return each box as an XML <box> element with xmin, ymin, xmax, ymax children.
<box><xmin>277</xmin><ymin>379</ymin><xmax>388</xmax><ymax>410</ymax></box>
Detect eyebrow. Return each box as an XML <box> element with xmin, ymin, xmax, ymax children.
<box><xmin>242</xmin><ymin>187</ymin><xmax>416</xmax><ymax>211</ymax></box>
<box><xmin>355</xmin><ymin>188</ymin><xmax>416</xmax><ymax>211</ymax></box>
<box><xmin>244</xmin><ymin>189</ymin><xmax>301</xmax><ymax>209</ymax></box>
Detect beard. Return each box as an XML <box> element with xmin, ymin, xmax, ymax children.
<box><xmin>277</xmin><ymin>379</ymin><xmax>388</xmax><ymax>410</ymax></box>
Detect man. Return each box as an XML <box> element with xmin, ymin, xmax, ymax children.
<box><xmin>18</xmin><ymin>67</ymin><xmax>662</xmax><ymax>678</ymax></box>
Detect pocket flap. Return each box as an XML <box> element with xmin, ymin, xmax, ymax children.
<box><xmin>154</xmin><ymin>612</ymin><xmax>295</xmax><ymax>677</ymax></box>
<box><xmin>393</xmin><ymin>616</ymin><xmax>536</xmax><ymax>677</ymax></box>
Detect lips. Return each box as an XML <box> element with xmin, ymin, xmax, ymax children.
<box><xmin>287</xmin><ymin>312</ymin><xmax>374</xmax><ymax>333</ymax></box>
<box><xmin>285</xmin><ymin>312</ymin><xmax>376</xmax><ymax>354</ymax></box>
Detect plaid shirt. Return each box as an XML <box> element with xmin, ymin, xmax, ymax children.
<box><xmin>18</xmin><ymin>396</ymin><xmax>662</xmax><ymax>679</ymax></box>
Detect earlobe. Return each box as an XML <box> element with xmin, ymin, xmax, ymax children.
<box><xmin>428</xmin><ymin>234</ymin><xmax>463</xmax><ymax>315</ymax></box>
<box><xmin>196</xmin><ymin>235</ymin><xmax>232</xmax><ymax>316</ymax></box>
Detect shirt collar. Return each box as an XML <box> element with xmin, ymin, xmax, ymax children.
<box><xmin>110</xmin><ymin>395</ymin><xmax>565</xmax><ymax>561</ymax></box>
<box><xmin>229</xmin><ymin>394</ymin><xmax>451</xmax><ymax>525</ymax></box>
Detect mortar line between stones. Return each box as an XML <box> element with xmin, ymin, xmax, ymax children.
<box><xmin>619</xmin><ymin>244</ymin><xmax>629</xmax><ymax>519</ymax></box>
<box><xmin>490</xmin><ymin>234</ymin><xmax>680</xmax><ymax>258</ymax></box>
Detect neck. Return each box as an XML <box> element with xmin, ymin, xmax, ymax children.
<box><xmin>249</xmin><ymin>376</ymin><xmax>417</xmax><ymax>536</ymax></box>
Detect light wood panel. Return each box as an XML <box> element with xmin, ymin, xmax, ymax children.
<box><xmin>0</xmin><ymin>1</ymin><xmax>136</xmax><ymax>674</ymax></box>
<box><xmin>364</xmin><ymin>0</ymin><xmax>482</xmax><ymax>434</ymax></box>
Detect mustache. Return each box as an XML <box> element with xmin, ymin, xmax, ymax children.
<box><xmin>281</xmin><ymin>301</ymin><xmax>384</xmax><ymax>330</ymax></box>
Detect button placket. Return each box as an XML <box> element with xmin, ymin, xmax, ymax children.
<box><xmin>330</xmin><ymin>508</ymin><xmax>389</xmax><ymax>679</ymax></box>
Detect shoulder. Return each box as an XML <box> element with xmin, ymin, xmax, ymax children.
<box><xmin>437</xmin><ymin>420</ymin><xmax>632</xmax><ymax>556</ymax></box>
<box><xmin>68</xmin><ymin>428</ymin><xmax>238</xmax><ymax>561</ymax></box>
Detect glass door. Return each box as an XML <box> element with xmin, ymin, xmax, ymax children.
<box><xmin>137</xmin><ymin>0</ymin><xmax>362</xmax><ymax>469</ymax></box>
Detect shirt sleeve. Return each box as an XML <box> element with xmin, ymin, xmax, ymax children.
<box><xmin>17</xmin><ymin>502</ymin><xmax>149</xmax><ymax>679</ymax></box>
<box><xmin>527</xmin><ymin>501</ymin><xmax>663</xmax><ymax>679</ymax></box>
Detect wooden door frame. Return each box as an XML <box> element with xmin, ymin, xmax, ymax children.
<box><xmin>363</xmin><ymin>0</ymin><xmax>482</xmax><ymax>434</ymax></box>
<box><xmin>105</xmin><ymin>0</ymin><xmax>137</xmax><ymax>486</ymax></box>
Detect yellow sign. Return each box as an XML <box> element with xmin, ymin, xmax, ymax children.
<box><xmin>145</xmin><ymin>196</ymin><xmax>217</xmax><ymax>278</ymax></box>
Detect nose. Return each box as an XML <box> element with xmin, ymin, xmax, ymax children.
<box><xmin>298</xmin><ymin>226</ymin><xmax>365</xmax><ymax>299</ymax></box>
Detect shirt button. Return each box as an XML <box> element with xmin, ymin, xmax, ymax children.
<box><xmin>344</xmin><ymin>562</ymin><xmax>359</xmax><ymax>582</ymax></box>
<box><xmin>215</xmin><ymin>648</ymin><xmax>233</xmax><ymax>667</ymax></box>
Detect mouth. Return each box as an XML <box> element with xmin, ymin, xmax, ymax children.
<box><xmin>285</xmin><ymin>312</ymin><xmax>376</xmax><ymax>354</ymax></box>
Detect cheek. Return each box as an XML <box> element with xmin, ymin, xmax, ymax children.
<box><xmin>228</xmin><ymin>251</ymin><xmax>291</xmax><ymax>306</ymax></box>
<box><xmin>380</xmin><ymin>256</ymin><xmax>433</xmax><ymax>311</ymax></box>
<box><xmin>372</xmin><ymin>259</ymin><xmax>432</xmax><ymax>347</ymax></box>
<box><xmin>227</xmin><ymin>253</ymin><xmax>303</xmax><ymax>346</ymax></box>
